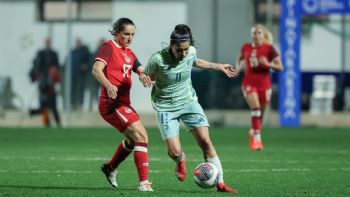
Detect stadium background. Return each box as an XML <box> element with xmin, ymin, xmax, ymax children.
<box><xmin>1</xmin><ymin>1</ymin><xmax>350</xmax><ymax>196</ymax></box>
<box><xmin>0</xmin><ymin>0</ymin><xmax>349</xmax><ymax>126</ymax></box>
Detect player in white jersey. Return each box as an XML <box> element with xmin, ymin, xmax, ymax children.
<box><xmin>140</xmin><ymin>24</ymin><xmax>238</xmax><ymax>193</ymax></box>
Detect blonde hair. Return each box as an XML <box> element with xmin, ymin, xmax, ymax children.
<box><xmin>253</xmin><ymin>24</ymin><xmax>273</xmax><ymax>45</ymax></box>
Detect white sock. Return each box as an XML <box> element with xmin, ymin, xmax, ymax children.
<box><xmin>206</xmin><ymin>156</ymin><xmax>224</xmax><ymax>184</ymax></box>
<box><xmin>139</xmin><ymin>180</ymin><xmax>149</xmax><ymax>185</ymax></box>
<box><xmin>254</xmin><ymin>133</ymin><xmax>261</xmax><ymax>142</ymax></box>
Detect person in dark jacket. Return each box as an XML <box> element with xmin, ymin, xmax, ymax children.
<box><xmin>29</xmin><ymin>38</ymin><xmax>61</xmax><ymax>127</ymax></box>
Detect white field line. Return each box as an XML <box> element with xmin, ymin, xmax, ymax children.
<box><xmin>0</xmin><ymin>156</ymin><xmax>349</xmax><ymax>165</ymax></box>
<box><xmin>1</xmin><ymin>168</ymin><xmax>350</xmax><ymax>174</ymax></box>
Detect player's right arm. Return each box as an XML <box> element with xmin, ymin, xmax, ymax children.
<box><xmin>92</xmin><ymin>61</ymin><xmax>118</xmax><ymax>99</ymax></box>
<box><xmin>92</xmin><ymin>43</ymin><xmax>118</xmax><ymax>99</ymax></box>
<box><xmin>235</xmin><ymin>46</ymin><xmax>245</xmax><ymax>74</ymax></box>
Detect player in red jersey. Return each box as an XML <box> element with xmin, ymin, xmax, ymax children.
<box><xmin>92</xmin><ymin>18</ymin><xmax>153</xmax><ymax>191</ymax></box>
<box><xmin>235</xmin><ymin>24</ymin><xmax>283</xmax><ymax>151</ymax></box>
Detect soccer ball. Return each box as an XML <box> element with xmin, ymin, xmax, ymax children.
<box><xmin>193</xmin><ymin>162</ymin><xmax>219</xmax><ymax>189</ymax></box>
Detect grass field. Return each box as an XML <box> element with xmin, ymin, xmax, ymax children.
<box><xmin>0</xmin><ymin>127</ymin><xmax>350</xmax><ymax>196</ymax></box>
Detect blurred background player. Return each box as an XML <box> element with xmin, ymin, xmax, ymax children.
<box><xmin>29</xmin><ymin>38</ymin><xmax>61</xmax><ymax>128</ymax></box>
<box><xmin>70</xmin><ymin>38</ymin><xmax>91</xmax><ymax>110</ymax></box>
<box><xmin>140</xmin><ymin>24</ymin><xmax>237</xmax><ymax>193</ymax></box>
<box><xmin>91</xmin><ymin>18</ymin><xmax>153</xmax><ymax>192</ymax></box>
<box><xmin>235</xmin><ymin>24</ymin><xmax>283</xmax><ymax>151</ymax></box>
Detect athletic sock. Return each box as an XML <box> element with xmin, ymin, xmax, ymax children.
<box><xmin>134</xmin><ymin>142</ymin><xmax>149</xmax><ymax>182</ymax></box>
<box><xmin>251</xmin><ymin>109</ymin><xmax>262</xmax><ymax>141</ymax></box>
<box><xmin>108</xmin><ymin>139</ymin><xmax>134</xmax><ymax>169</ymax></box>
<box><xmin>206</xmin><ymin>156</ymin><xmax>224</xmax><ymax>184</ymax></box>
<box><xmin>175</xmin><ymin>152</ymin><xmax>185</xmax><ymax>163</ymax></box>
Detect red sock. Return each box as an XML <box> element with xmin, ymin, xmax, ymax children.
<box><xmin>107</xmin><ymin>139</ymin><xmax>134</xmax><ymax>169</ymax></box>
<box><xmin>134</xmin><ymin>142</ymin><xmax>149</xmax><ymax>182</ymax></box>
<box><xmin>251</xmin><ymin>109</ymin><xmax>262</xmax><ymax>134</ymax></box>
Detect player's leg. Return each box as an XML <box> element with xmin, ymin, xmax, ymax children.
<box><xmin>180</xmin><ymin>102</ymin><xmax>237</xmax><ymax>193</ymax></box>
<box><xmin>244</xmin><ymin>91</ymin><xmax>263</xmax><ymax>150</ymax></box>
<box><xmin>156</xmin><ymin>111</ymin><xmax>185</xmax><ymax>181</ymax></box>
<box><xmin>124</xmin><ymin>121</ymin><xmax>153</xmax><ymax>191</ymax></box>
<box><xmin>253</xmin><ymin>88</ymin><xmax>272</xmax><ymax>150</ymax></box>
<box><xmin>99</xmin><ymin>104</ymin><xmax>152</xmax><ymax>191</ymax></box>
<box><xmin>191</xmin><ymin>127</ymin><xmax>237</xmax><ymax>193</ymax></box>
<box><xmin>101</xmin><ymin>136</ymin><xmax>134</xmax><ymax>188</ymax></box>
<box><xmin>165</xmin><ymin>136</ymin><xmax>186</xmax><ymax>181</ymax></box>
<box><xmin>258</xmin><ymin>88</ymin><xmax>272</xmax><ymax>122</ymax></box>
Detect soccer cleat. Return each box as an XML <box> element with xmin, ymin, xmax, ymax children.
<box><xmin>175</xmin><ymin>154</ymin><xmax>187</xmax><ymax>181</ymax></box>
<box><xmin>101</xmin><ymin>164</ymin><xmax>118</xmax><ymax>188</ymax></box>
<box><xmin>249</xmin><ymin>129</ymin><xmax>264</xmax><ymax>151</ymax></box>
<box><xmin>138</xmin><ymin>181</ymin><xmax>153</xmax><ymax>192</ymax></box>
<box><xmin>216</xmin><ymin>182</ymin><xmax>238</xmax><ymax>193</ymax></box>
<box><xmin>255</xmin><ymin>140</ymin><xmax>264</xmax><ymax>151</ymax></box>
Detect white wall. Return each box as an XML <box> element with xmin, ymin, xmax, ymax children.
<box><xmin>301</xmin><ymin>16</ymin><xmax>343</xmax><ymax>72</ymax></box>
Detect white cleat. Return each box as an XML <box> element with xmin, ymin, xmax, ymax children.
<box><xmin>101</xmin><ymin>164</ymin><xmax>118</xmax><ymax>188</ymax></box>
<box><xmin>138</xmin><ymin>181</ymin><xmax>153</xmax><ymax>192</ymax></box>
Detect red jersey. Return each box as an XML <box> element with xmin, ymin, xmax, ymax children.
<box><xmin>95</xmin><ymin>40</ymin><xmax>140</xmax><ymax>104</ymax></box>
<box><xmin>240</xmin><ymin>43</ymin><xmax>279</xmax><ymax>90</ymax></box>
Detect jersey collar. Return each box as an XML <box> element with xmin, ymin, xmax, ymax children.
<box><xmin>112</xmin><ymin>40</ymin><xmax>129</xmax><ymax>49</ymax></box>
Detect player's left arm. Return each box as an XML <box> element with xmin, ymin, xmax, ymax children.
<box><xmin>269</xmin><ymin>57</ymin><xmax>283</xmax><ymax>71</ymax></box>
<box><xmin>195</xmin><ymin>58</ymin><xmax>237</xmax><ymax>78</ymax></box>
<box><xmin>258</xmin><ymin>45</ymin><xmax>283</xmax><ymax>72</ymax></box>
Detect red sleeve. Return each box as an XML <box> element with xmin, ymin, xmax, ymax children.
<box><xmin>95</xmin><ymin>43</ymin><xmax>112</xmax><ymax>65</ymax></box>
<box><xmin>269</xmin><ymin>46</ymin><xmax>279</xmax><ymax>61</ymax></box>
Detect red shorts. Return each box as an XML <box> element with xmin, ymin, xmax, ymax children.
<box><xmin>99</xmin><ymin>98</ymin><xmax>139</xmax><ymax>132</ymax></box>
<box><xmin>241</xmin><ymin>84</ymin><xmax>272</xmax><ymax>104</ymax></box>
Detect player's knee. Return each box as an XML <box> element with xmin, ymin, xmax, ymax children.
<box><xmin>133</xmin><ymin>130</ymin><xmax>148</xmax><ymax>143</ymax></box>
<box><xmin>168</xmin><ymin>148</ymin><xmax>182</xmax><ymax>159</ymax></box>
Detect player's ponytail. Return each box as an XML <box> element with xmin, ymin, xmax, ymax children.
<box><xmin>255</xmin><ymin>24</ymin><xmax>273</xmax><ymax>45</ymax></box>
<box><xmin>110</xmin><ymin>18</ymin><xmax>135</xmax><ymax>35</ymax></box>
<box><xmin>170</xmin><ymin>24</ymin><xmax>195</xmax><ymax>46</ymax></box>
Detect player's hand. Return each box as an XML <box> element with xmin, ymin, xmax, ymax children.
<box><xmin>106</xmin><ymin>84</ymin><xmax>118</xmax><ymax>99</ymax></box>
<box><xmin>218</xmin><ymin>64</ymin><xmax>237</xmax><ymax>78</ymax></box>
<box><xmin>258</xmin><ymin>57</ymin><xmax>270</xmax><ymax>68</ymax></box>
<box><xmin>139</xmin><ymin>73</ymin><xmax>154</xmax><ymax>88</ymax></box>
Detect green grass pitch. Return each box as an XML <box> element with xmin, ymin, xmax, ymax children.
<box><xmin>0</xmin><ymin>127</ymin><xmax>350</xmax><ymax>196</ymax></box>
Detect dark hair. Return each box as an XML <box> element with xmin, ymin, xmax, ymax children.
<box><xmin>170</xmin><ymin>24</ymin><xmax>195</xmax><ymax>46</ymax></box>
<box><xmin>110</xmin><ymin>18</ymin><xmax>135</xmax><ymax>35</ymax></box>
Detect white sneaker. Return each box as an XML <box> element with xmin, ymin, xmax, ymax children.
<box><xmin>138</xmin><ymin>181</ymin><xmax>153</xmax><ymax>192</ymax></box>
<box><xmin>101</xmin><ymin>164</ymin><xmax>118</xmax><ymax>188</ymax></box>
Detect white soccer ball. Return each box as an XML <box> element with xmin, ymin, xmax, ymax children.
<box><xmin>193</xmin><ymin>162</ymin><xmax>219</xmax><ymax>189</ymax></box>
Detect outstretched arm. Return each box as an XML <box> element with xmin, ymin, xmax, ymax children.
<box><xmin>92</xmin><ymin>61</ymin><xmax>118</xmax><ymax>99</ymax></box>
<box><xmin>137</xmin><ymin>65</ymin><xmax>154</xmax><ymax>88</ymax></box>
<box><xmin>235</xmin><ymin>53</ymin><xmax>245</xmax><ymax>74</ymax></box>
<box><xmin>195</xmin><ymin>59</ymin><xmax>237</xmax><ymax>78</ymax></box>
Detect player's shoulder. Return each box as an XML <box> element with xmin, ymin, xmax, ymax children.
<box><xmin>148</xmin><ymin>49</ymin><xmax>164</xmax><ymax>64</ymax></box>
<box><xmin>189</xmin><ymin>46</ymin><xmax>196</xmax><ymax>54</ymax></box>
<box><xmin>261</xmin><ymin>43</ymin><xmax>274</xmax><ymax>49</ymax></box>
<box><xmin>241</xmin><ymin>43</ymin><xmax>252</xmax><ymax>50</ymax></box>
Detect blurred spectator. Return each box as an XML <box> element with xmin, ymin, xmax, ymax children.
<box><xmin>29</xmin><ymin>38</ymin><xmax>61</xmax><ymax>127</ymax></box>
<box><xmin>71</xmin><ymin>38</ymin><xmax>91</xmax><ymax>110</ymax></box>
<box><xmin>88</xmin><ymin>38</ymin><xmax>105</xmax><ymax>111</ymax></box>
